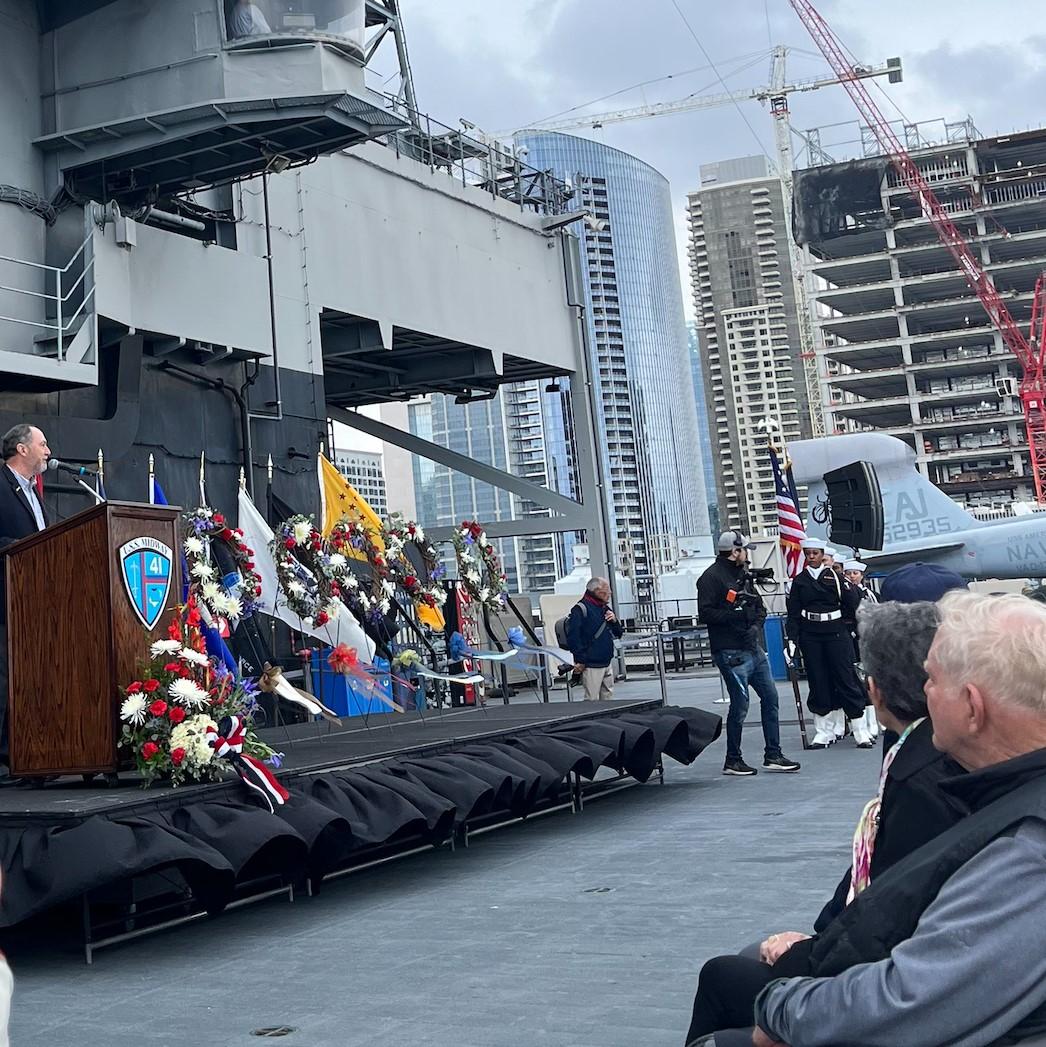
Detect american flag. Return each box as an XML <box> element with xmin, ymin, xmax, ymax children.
<box><xmin>770</xmin><ymin>446</ymin><xmax>806</xmax><ymax>578</ymax></box>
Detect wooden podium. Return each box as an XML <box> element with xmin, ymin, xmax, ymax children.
<box><xmin>5</xmin><ymin>501</ymin><xmax>182</xmax><ymax>777</ymax></box>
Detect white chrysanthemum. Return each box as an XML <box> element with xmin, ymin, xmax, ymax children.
<box><xmin>191</xmin><ymin>561</ymin><xmax>215</xmax><ymax>581</ymax></box>
<box><xmin>287</xmin><ymin>581</ymin><xmax>306</xmax><ymax>597</ymax></box>
<box><xmin>183</xmin><ymin>535</ymin><xmax>204</xmax><ymax>556</ymax></box>
<box><xmin>382</xmin><ymin>579</ymin><xmax>396</xmax><ymax>596</ymax></box>
<box><xmin>478</xmin><ymin>532</ymin><xmax>487</xmax><ymax>545</ymax></box>
<box><xmin>414</xmin><ymin>526</ymin><xmax>425</xmax><ymax>542</ymax></box>
<box><xmin>433</xmin><ymin>590</ymin><xmax>446</xmax><ymax>606</ymax></box>
<box><xmin>199</xmin><ymin>509</ymin><xmax>213</xmax><ymax>519</ymax></box>
<box><xmin>292</xmin><ymin>520</ymin><xmax>312</xmax><ymax>544</ymax></box>
<box><xmin>120</xmin><ymin>694</ymin><xmax>148</xmax><ymax>725</ymax></box>
<box><xmin>178</xmin><ymin>646</ymin><xmax>209</xmax><ymax>666</ymax></box>
<box><xmin>220</xmin><ymin>596</ymin><xmax>243</xmax><ymax>619</ymax></box>
<box><xmin>169</xmin><ymin>678</ymin><xmax>209</xmax><ymax>708</ymax></box>
<box><xmin>344</xmin><ymin>574</ymin><xmax>359</xmax><ymax>589</ymax></box>
<box><xmin>170</xmin><ymin>715</ymin><xmax>216</xmax><ymax>767</ymax></box>
<box><xmin>467</xmin><ymin>570</ymin><xmax>481</xmax><ymax>584</ymax></box>
<box><xmin>200</xmin><ymin>580</ymin><xmax>221</xmax><ymax>605</ymax></box>
<box><xmin>479</xmin><ymin>587</ymin><xmax>490</xmax><ymax>602</ymax></box>
<box><xmin>379</xmin><ymin>599</ymin><xmax>391</xmax><ymax>614</ymax></box>
<box><xmin>150</xmin><ymin>639</ymin><xmax>182</xmax><ymax>657</ymax></box>
<box><xmin>328</xmin><ymin>553</ymin><xmax>347</xmax><ymax>570</ymax></box>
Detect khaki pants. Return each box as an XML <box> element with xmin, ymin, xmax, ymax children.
<box><xmin>581</xmin><ymin>665</ymin><xmax>614</xmax><ymax>701</ymax></box>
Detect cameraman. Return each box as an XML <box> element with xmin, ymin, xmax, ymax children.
<box><xmin>697</xmin><ymin>531</ymin><xmax>801</xmax><ymax>777</ymax></box>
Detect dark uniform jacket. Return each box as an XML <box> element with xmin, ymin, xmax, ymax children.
<box><xmin>785</xmin><ymin>567</ymin><xmax>860</xmax><ymax>641</ymax></box>
<box><xmin>696</xmin><ymin>557</ymin><xmax>766</xmax><ymax>655</ymax></box>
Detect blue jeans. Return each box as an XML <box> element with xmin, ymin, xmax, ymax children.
<box><xmin>713</xmin><ymin>648</ymin><xmax>782</xmax><ymax>761</ymax></box>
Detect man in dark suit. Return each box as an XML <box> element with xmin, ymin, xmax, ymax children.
<box><xmin>0</xmin><ymin>424</ymin><xmax>51</xmax><ymax>776</ymax></box>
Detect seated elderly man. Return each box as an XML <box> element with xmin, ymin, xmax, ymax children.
<box><xmin>748</xmin><ymin>591</ymin><xmax>1046</xmax><ymax>1047</ymax></box>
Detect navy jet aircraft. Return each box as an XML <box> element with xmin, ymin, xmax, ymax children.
<box><xmin>789</xmin><ymin>433</ymin><xmax>1046</xmax><ymax>581</ymax></box>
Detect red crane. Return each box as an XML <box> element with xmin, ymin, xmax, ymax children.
<box><xmin>789</xmin><ymin>0</ymin><xmax>1046</xmax><ymax>501</ymax></box>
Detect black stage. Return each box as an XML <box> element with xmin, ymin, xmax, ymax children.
<box><xmin>0</xmin><ymin>699</ymin><xmax>721</xmax><ymax>951</ymax></box>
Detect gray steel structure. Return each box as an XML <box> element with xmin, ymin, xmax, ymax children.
<box><xmin>687</xmin><ymin>155</ymin><xmax>813</xmax><ymax>536</ymax></box>
<box><xmin>795</xmin><ymin>125</ymin><xmax>1046</xmax><ymax>512</ymax></box>
<box><xmin>0</xmin><ymin>0</ymin><xmax>614</xmax><ymax>580</ymax></box>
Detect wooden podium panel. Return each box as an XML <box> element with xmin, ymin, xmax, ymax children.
<box><xmin>6</xmin><ymin>502</ymin><xmax>182</xmax><ymax>776</ymax></box>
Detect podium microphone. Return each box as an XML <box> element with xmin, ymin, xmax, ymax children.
<box><xmin>47</xmin><ymin>458</ymin><xmax>99</xmax><ymax>479</ymax></box>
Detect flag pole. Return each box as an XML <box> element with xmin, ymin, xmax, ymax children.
<box><xmin>266</xmin><ymin>453</ymin><xmax>274</xmax><ymax>527</ymax></box>
<box><xmin>148</xmin><ymin>453</ymin><xmax>155</xmax><ymax>505</ymax></box>
<box><xmin>199</xmin><ymin>451</ymin><xmax>206</xmax><ymax>508</ymax></box>
<box><xmin>96</xmin><ymin>448</ymin><xmax>106</xmax><ymax>502</ymax></box>
<box><xmin>239</xmin><ymin>466</ymin><xmax>246</xmax><ymax>492</ymax></box>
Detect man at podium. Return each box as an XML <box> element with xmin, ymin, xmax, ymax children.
<box><xmin>0</xmin><ymin>424</ymin><xmax>51</xmax><ymax>779</ymax></box>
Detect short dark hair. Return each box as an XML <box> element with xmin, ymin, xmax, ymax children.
<box><xmin>858</xmin><ymin>601</ymin><xmax>940</xmax><ymax>723</ymax></box>
<box><xmin>1</xmin><ymin>424</ymin><xmax>33</xmax><ymax>462</ymax></box>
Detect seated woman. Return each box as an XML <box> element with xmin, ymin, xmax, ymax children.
<box><xmin>684</xmin><ymin>600</ymin><xmax>967</xmax><ymax>1047</ymax></box>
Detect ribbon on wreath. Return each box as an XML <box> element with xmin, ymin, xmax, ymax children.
<box><xmin>393</xmin><ymin>648</ymin><xmax>484</xmax><ymax>686</ymax></box>
<box><xmin>448</xmin><ymin>631</ymin><xmax>518</xmax><ymax>663</ymax></box>
<box><xmin>328</xmin><ymin>644</ymin><xmax>405</xmax><ymax>713</ymax></box>
<box><xmin>505</xmin><ymin>626</ymin><xmax>575</xmax><ymax>666</ymax></box>
<box><xmin>206</xmin><ymin>714</ymin><xmax>289</xmax><ymax>813</ymax></box>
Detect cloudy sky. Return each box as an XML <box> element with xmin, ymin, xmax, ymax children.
<box><xmin>375</xmin><ymin>0</ymin><xmax>1045</xmax><ymax>301</ymax></box>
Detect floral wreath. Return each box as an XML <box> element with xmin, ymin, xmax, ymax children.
<box><xmin>183</xmin><ymin>507</ymin><xmax>263</xmax><ymax>622</ymax></box>
<box><xmin>451</xmin><ymin>520</ymin><xmax>507</xmax><ymax>614</ymax></box>
<box><xmin>328</xmin><ymin>519</ymin><xmax>395</xmax><ymax>622</ymax></box>
<box><xmin>382</xmin><ymin>513</ymin><xmax>446</xmax><ymax>610</ymax></box>
<box><xmin>119</xmin><ymin>600</ymin><xmax>276</xmax><ymax>787</ymax></box>
<box><xmin>271</xmin><ymin>514</ymin><xmax>341</xmax><ymax>628</ymax></box>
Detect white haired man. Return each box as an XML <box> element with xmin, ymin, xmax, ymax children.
<box><xmin>564</xmin><ymin>577</ymin><xmax>624</xmax><ymax>701</ymax></box>
<box><xmin>749</xmin><ymin>592</ymin><xmax>1046</xmax><ymax>1047</ymax></box>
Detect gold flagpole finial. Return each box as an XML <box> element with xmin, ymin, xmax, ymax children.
<box><xmin>96</xmin><ymin>448</ymin><xmax>104</xmax><ymax>479</ymax></box>
<box><xmin>266</xmin><ymin>454</ymin><xmax>274</xmax><ymax>482</ymax></box>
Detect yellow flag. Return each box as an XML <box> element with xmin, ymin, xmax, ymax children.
<box><xmin>417</xmin><ymin>602</ymin><xmax>445</xmax><ymax>631</ymax></box>
<box><xmin>318</xmin><ymin>454</ymin><xmax>385</xmax><ymax>550</ymax></box>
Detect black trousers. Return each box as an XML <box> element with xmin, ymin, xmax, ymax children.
<box><xmin>685</xmin><ymin>954</ymin><xmax>776</xmax><ymax>1045</ymax></box>
<box><xmin>798</xmin><ymin>630</ymin><xmax>866</xmax><ymax>719</ymax></box>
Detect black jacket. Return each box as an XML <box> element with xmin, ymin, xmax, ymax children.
<box><xmin>785</xmin><ymin>567</ymin><xmax>861</xmax><ymax>641</ymax></box>
<box><xmin>697</xmin><ymin>556</ymin><xmax>766</xmax><ymax>655</ymax></box>
<box><xmin>773</xmin><ymin>747</ymin><xmax>1046</xmax><ymax>1047</ymax></box>
<box><xmin>0</xmin><ymin>466</ymin><xmax>48</xmax><ymax>624</ymax></box>
<box><xmin>564</xmin><ymin>594</ymin><xmax>623</xmax><ymax>669</ymax></box>
<box><xmin>812</xmin><ymin>718</ymin><xmax>967</xmax><ymax>932</ymax></box>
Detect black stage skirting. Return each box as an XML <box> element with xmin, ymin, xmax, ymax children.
<box><xmin>0</xmin><ymin>701</ymin><xmax>721</xmax><ymax>930</ymax></box>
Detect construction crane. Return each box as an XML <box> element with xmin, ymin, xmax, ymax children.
<box><xmin>510</xmin><ymin>47</ymin><xmax>902</xmax><ymax>438</ymax></box>
<box><xmin>789</xmin><ymin>0</ymin><xmax>1046</xmax><ymax>502</ymax></box>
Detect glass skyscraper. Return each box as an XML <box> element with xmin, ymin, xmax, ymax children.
<box><xmin>515</xmin><ymin>131</ymin><xmax>711</xmax><ymax>583</ymax></box>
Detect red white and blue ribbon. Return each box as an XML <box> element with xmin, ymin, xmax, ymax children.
<box><xmin>206</xmin><ymin>714</ymin><xmax>289</xmax><ymax>813</ymax></box>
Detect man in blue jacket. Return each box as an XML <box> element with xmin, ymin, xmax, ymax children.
<box><xmin>564</xmin><ymin>577</ymin><xmax>624</xmax><ymax>701</ymax></box>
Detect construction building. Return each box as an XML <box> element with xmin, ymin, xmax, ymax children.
<box><xmin>688</xmin><ymin>155</ymin><xmax>813</xmax><ymax>536</ymax></box>
<box><xmin>795</xmin><ymin>121</ymin><xmax>1046</xmax><ymax>510</ymax></box>
<box><xmin>333</xmin><ymin>448</ymin><xmax>388</xmax><ymax>517</ymax></box>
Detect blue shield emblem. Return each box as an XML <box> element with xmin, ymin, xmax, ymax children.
<box><xmin>119</xmin><ymin>538</ymin><xmax>174</xmax><ymax>630</ymax></box>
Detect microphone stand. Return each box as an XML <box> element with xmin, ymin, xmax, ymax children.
<box><xmin>76</xmin><ymin>477</ymin><xmax>104</xmax><ymax>505</ymax></box>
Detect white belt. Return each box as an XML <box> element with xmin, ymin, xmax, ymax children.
<box><xmin>802</xmin><ymin>610</ymin><xmax>842</xmax><ymax>622</ymax></box>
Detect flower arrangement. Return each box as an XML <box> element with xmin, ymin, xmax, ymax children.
<box><xmin>270</xmin><ymin>513</ymin><xmax>341</xmax><ymax>628</ymax></box>
<box><xmin>182</xmin><ymin>507</ymin><xmax>263</xmax><ymax>623</ymax></box>
<box><xmin>382</xmin><ymin>514</ymin><xmax>446</xmax><ymax>610</ymax></box>
<box><xmin>119</xmin><ymin>601</ymin><xmax>276</xmax><ymax>787</ymax></box>
<box><xmin>328</xmin><ymin>519</ymin><xmax>394</xmax><ymax>622</ymax></box>
<box><xmin>451</xmin><ymin>520</ymin><xmax>508</xmax><ymax>614</ymax></box>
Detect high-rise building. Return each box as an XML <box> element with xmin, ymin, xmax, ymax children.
<box><xmin>515</xmin><ymin>131</ymin><xmax>711</xmax><ymax>584</ymax></box>
<box><xmin>687</xmin><ymin>155</ymin><xmax>813</xmax><ymax>536</ymax></box>
<box><xmin>794</xmin><ymin>123</ymin><xmax>1046</xmax><ymax>510</ymax></box>
<box><xmin>688</xmin><ymin>324</ymin><xmax>720</xmax><ymax>535</ymax></box>
<box><xmin>333</xmin><ymin>448</ymin><xmax>388</xmax><ymax>517</ymax></box>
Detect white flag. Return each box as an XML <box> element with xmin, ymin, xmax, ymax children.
<box><xmin>237</xmin><ymin>488</ymin><xmax>375</xmax><ymax>658</ymax></box>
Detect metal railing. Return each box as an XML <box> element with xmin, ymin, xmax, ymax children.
<box><xmin>378</xmin><ymin>100</ymin><xmax>571</xmax><ymax>217</ymax></box>
<box><xmin>0</xmin><ymin>231</ymin><xmax>95</xmax><ymax>362</ymax></box>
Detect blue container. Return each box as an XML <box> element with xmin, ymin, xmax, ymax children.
<box><xmin>763</xmin><ymin>616</ymin><xmax>789</xmax><ymax>681</ymax></box>
<box><xmin>309</xmin><ymin>650</ymin><xmax>393</xmax><ymax>717</ymax></box>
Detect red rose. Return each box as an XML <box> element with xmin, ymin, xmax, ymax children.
<box><xmin>220</xmin><ymin>528</ymin><xmax>233</xmax><ymax>540</ymax></box>
<box><xmin>243</xmin><ymin>561</ymin><xmax>254</xmax><ymax>570</ymax></box>
<box><xmin>148</xmin><ymin>699</ymin><xmax>168</xmax><ymax>717</ymax></box>
<box><xmin>284</xmin><ymin>537</ymin><xmax>296</xmax><ymax>549</ymax></box>
<box><xmin>142</xmin><ymin>679</ymin><xmax>160</xmax><ymax>693</ymax></box>
<box><xmin>331</xmin><ymin>583</ymin><xmax>341</xmax><ymax>597</ymax></box>
<box><xmin>141</xmin><ymin>742</ymin><xmax>159</xmax><ymax>760</ymax></box>
<box><xmin>170</xmin><ymin>747</ymin><xmax>186</xmax><ymax>766</ymax></box>
<box><xmin>168</xmin><ymin>706</ymin><xmax>186</xmax><ymax>724</ymax></box>
<box><xmin>127</xmin><ymin>681</ymin><xmax>143</xmax><ymax>694</ymax></box>
<box><xmin>178</xmin><ymin>667</ymin><xmax>192</xmax><ymax>679</ymax></box>
<box><xmin>164</xmin><ymin>662</ymin><xmax>180</xmax><ymax>672</ymax></box>
<box><xmin>314</xmin><ymin>611</ymin><xmax>329</xmax><ymax>627</ymax></box>
<box><xmin>213</xmin><ymin>513</ymin><xmax>225</xmax><ymax>526</ymax></box>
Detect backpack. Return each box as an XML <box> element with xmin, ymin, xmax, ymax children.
<box><xmin>555</xmin><ymin>602</ymin><xmax>607</xmax><ymax>651</ymax></box>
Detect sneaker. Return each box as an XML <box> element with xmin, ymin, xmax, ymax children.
<box><xmin>764</xmin><ymin>753</ymin><xmax>801</xmax><ymax>772</ymax></box>
<box><xmin>723</xmin><ymin>758</ymin><xmax>758</xmax><ymax>776</ymax></box>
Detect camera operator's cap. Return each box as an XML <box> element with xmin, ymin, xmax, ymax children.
<box><xmin>844</xmin><ymin>559</ymin><xmax>867</xmax><ymax>572</ymax></box>
<box><xmin>800</xmin><ymin>537</ymin><xmax>826</xmax><ymax>552</ymax></box>
<box><xmin>718</xmin><ymin>530</ymin><xmax>754</xmax><ymax>552</ymax></box>
<box><xmin>879</xmin><ymin>562</ymin><xmax>968</xmax><ymax>604</ymax></box>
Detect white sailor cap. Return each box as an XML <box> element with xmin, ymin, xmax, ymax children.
<box><xmin>824</xmin><ymin>547</ymin><xmax>837</xmax><ymax>559</ymax></box>
<box><xmin>844</xmin><ymin>559</ymin><xmax>867</xmax><ymax>572</ymax></box>
<box><xmin>800</xmin><ymin>537</ymin><xmax>826</xmax><ymax>552</ymax></box>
